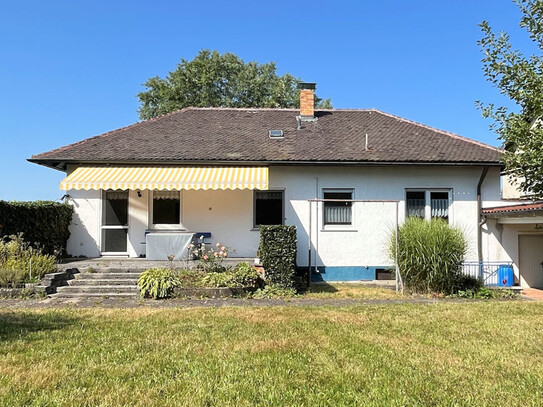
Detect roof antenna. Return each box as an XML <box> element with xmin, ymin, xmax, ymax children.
<box><xmin>365</xmin><ymin>133</ymin><xmax>369</xmax><ymax>151</ymax></box>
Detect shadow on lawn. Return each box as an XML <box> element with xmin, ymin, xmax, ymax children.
<box><xmin>304</xmin><ymin>282</ymin><xmax>340</xmax><ymax>294</ymax></box>
<box><xmin>0</xmin><ymin>311</ymin><xmax>78</xmax><ymax>343</ymax></box>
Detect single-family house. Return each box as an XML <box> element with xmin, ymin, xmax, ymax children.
<box><xmin>29</xmin><ymin>84</ymin><xmax>543</xmax><ymax>287</ymax></box>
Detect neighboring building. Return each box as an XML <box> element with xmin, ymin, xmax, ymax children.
<box><xmin>28</xmin><ymin>85</ymin><xmax>542</xmax><ymax>287</ymax></box>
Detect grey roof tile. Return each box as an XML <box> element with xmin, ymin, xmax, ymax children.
<box><xmin>30</xmin><ymin>108</ymin><xmax>501</xmax><ymax>166</ymax></box>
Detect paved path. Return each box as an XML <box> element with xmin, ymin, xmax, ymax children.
<box><xmin>0</xmin><ymin>295</ymin><xmax>531</xmax><ymax>309</ymax></box>
<box><xmin>522</xmin><ymin>288</ymin><xmax>543</xmax><ymax>301</ymax></box>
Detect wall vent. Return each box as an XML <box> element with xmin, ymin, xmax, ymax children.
<box><xmin>269</xmin><ymin>130</ymin><xmax>284</xmax><ymax>139</ymax></box>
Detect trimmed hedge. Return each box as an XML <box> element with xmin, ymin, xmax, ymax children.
<box><xmin>259</xmin><ymin>225</ymin><xmax>297</xmax><ymax>288</ymax></box>
<box><xmin>0</xmin><ymin>201</ymin><xmax>73</xmax><ymax>256</ymax></box>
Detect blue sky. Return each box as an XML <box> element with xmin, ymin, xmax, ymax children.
<box><xmin>0</xmin><ymin>0</ymin><xmax>534</xmax><ymax>201</ymax></box>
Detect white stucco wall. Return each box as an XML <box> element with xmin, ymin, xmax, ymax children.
<box><xmin>276</xmin><ymin>165</ymin><xmax>499</xmax><ymax>267</ymax></box>
<box><xmin>64</xmin><ymin>164</ymin><xmax>503</xmax><ymax>269</ymax></box>
<box><xmin>182</xmin><ymin>189</ymin><xmax>257</xmax><ymax>257</ymax></box>
<box><xmin>65</xmin><ymin>188</ymin><xmax>101</xmax><ymax>258</ymax></box>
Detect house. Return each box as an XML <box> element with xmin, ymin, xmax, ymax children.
<box><xmin>28</xmin><ymin>84</ymin><xmax>542</xmax><ymax>287</ymax></box>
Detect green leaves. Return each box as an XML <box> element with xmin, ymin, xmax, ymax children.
<box><xmin>258</xmin><ymin>225</ymin><xmax>297</xmax><ymax>289</ymax></box>
<box><xmin>0</xmin><ymin>201</ymin><xmax>73</xmax><ymax>256</ymax></box>
<box><xmin>137</xmin><ymin>268</ymin><xmax>180</xmax><ymax>299</ymax></box>
<box><xmin>478</xmin><ymin>0</ymin><xmax>543</xmax><ymax>197</ymax></box>
<box><xmin>0</xmin><ymin>235</ymin><xmax>57</xmax><ymax>286</ymax></box>
<box><xmin>390</xmin><ymin>218</ymin><xmax>471</xmax><ymax>294</ymax></box>
<box><xmin>137</xmin><ymin>49</ymin><xmax>332</xmax><ymax>120</ymax></box>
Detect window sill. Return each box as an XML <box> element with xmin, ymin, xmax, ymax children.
<box><xmin>146</xmin><ymin>229</ymin><xmax>188</xmax><ymax>233</ymax></box>
<box><xmin>149</xmin><ymin>225</ymin><xmax>186</xmax><ymax>230</ymax></box>
<box><xmin>251</xmin><ymin>225</ymin><xmax>285</xmax><ymax>231</ymax></box>
<box><xmin>320</xmin><ymin>228</ymin><xmax>358</xmax><ymax>233</ymax></box>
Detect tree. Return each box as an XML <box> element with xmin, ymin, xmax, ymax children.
<box><xmin>137</xmin><ymin>50</ymin><xmax>332</xmax><ymax>120</ymax></box>
<box><xmin>478</xmin><ymin>0</ymin><xmax>543</xmax><ymax>197</ymax></box>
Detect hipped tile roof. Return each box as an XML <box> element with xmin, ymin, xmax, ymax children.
<box><xmin>30</xmin><ymin>108</ymin><xmax>502</xmax><ymax>168</ymax></box>
<box><xmin>482</xmin><ymin>202</ymin><xmax>543</xmax><ymax>215</ymax></box>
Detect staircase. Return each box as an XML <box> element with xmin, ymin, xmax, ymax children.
<box><xmin>51</xmin><ymin>257</ymin><xmax>255</xmax><ymax>299</ymax></box>
<box><xmin>53</xmin><ymin>268</ymin><xmax>141</xmax><ymax>298</ymax></box>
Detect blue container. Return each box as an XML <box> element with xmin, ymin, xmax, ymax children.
<box><xmin>497</xmin><ymin>265</ymin><xmax>514</xmax><ymax>287</ymax></box>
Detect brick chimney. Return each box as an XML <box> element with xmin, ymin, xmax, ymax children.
<box><xmin>298</xmin><ymin>82</ymin><xmax>316</xmax><ymax>118</ymax></box>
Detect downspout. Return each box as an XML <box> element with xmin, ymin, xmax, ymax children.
<box><xmin>477</xmin><ymin>166</ymin><xmax>490</xmax><ymax>263</ymax></box>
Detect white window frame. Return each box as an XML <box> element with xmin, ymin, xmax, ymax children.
<box><xmin>405</xmin><ymin>188</ymin><xmax>453</xmax><ymax>222</ymax></box>
<box><xmin>322</xmin><ymin>188</ymin><xmax>355</xmax><ymax>231</ymax></box>
<box><xmin>100</xmin><ymin>190</ymin><xmax>129</xmax><ymax>256</ymax></box>
<box><xmin>149</xmin><ymin>190</ymin><xmax>183</xmax><ymax>230</ymax></box>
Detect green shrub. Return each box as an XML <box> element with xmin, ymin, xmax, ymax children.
<box><xmin>251</xmin><ymin>284</ymin><xmax>298</xmax><ymax>299</ymax></box>
<box><xmin>452</xmin><ymin>287</ymin><xmax>518</xmax><ymax>299</ymax></box>
<box><xmin>175</xmin><ymin>269</ymin><xmax>207</xmax><ymax>288</ymax></box>
<box><xmin>138</xmin><ymin>268</ymin><xmax>180</xmax><ymax>299</ymax></box>
<box><xmin>0</xmin><ymin>235</ymin><xmax>57</xmax><ymax>287</ymax></box>
<box><xmin>0</xmin><ymin>200</ymin><xmax>73</xmax><ymax>256</ymax></box>
<box><xmin>0</xmin><ymin>268</ymin><xmax>27</xmax><ymax>288</ymax></box>
<box><xmin>389</xmin><ymin>218</ymin><xmax>468</xmax><ymax>295</ymax></box>
<box><xmin>231</xmin><ymin>262</ymin><xmax>263</xmax><ymax>287</ymax></box>
<box><xmin>202</xmin><ymin>262</ymin><xmax>263</xmax><ymax>288</ymax></box>
<box><xmin>259</xmin><ymin>225</ymin><xmax>297</xmax><ymax>289</ymax></box>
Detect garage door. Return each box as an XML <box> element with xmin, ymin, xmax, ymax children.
<box><xmin>519</xmin><ymin>235</ymin><xmax>543</xmax><ymax>288</ymax></box>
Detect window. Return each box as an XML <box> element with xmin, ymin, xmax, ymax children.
<box><xmin>254</xmin><ymin>190</ymin><xmax>284</xmax><ymax>227</ymax></box>
<box><xmin>430</xmin><ymin>191</ymin><xmax>449</xmax><ymax>220</ymax></box>
<box><xmin>406</xmin><ymin>191</ymin><xmax>425</xmax><ymax>218</ymax></box>
<box><xmin>101</xmin><ymin>190</ymin><xmax>128</xmax><ymax>253</ymax></box>
<box><xmin>152</xmin><ymin>191</ymin><xmax>180</xmax><ymax>225</ymax></box>
<box><xmin>406</xmin><ymin>190</ymin><xmax>450</xmax><ymax>221</ymax></box>
<box><xmin>323</xmin><ymin>190</ymin><xmax>353</xmax><ymax>225</ymax></box>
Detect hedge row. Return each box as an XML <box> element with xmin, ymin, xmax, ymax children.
<box><xmin>259</xmin><ymin>225</ymin><xmax>297</xmax><ymax>288</ymax></box>
<box><xmin>0</xmin><ymin>201</ymin><xmax>73</xmax><ymax>255</ymax></box>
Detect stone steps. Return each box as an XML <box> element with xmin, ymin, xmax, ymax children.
<box><xmin>76</xmin><ymin>273</ymin><xmax>141</xmax><ymax>280</ymax></box>
<box><xmin>56</xmin><ymin>285</ymin><xmax>138</xmax><ymax>294</ymax></box>
<box><xmin>53</xmin><ymin>292</ymin><xmax>138</xmax><ymax>298</ymax></box>
<box><xmin>50</xmin><ymin>268</ymin><xmax>143</xmax><ymax>299</ymax></box>
<box><xmin>68</xmin><ymin>279</ymin><xmax>138</xmax><ymax>286</ymax></box>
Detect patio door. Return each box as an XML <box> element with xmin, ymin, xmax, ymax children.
<box><xmin>519</xmin><ymin>234</ymin><xmax>543</xmax><ymax>288</ymax></box>
<box><xmin>101</xmin><ymin>190</ymin><xmax>129</xmax><ymax>254</ymax></box>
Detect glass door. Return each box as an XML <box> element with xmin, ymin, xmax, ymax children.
<box><xmin>101</xmin><ymin>190</ymin><xmax>128</xmax><ymax>253</ymax></box>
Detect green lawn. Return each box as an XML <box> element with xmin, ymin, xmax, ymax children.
<box><xmin>1</xmin><ymin>302</ymin><xmax>543</xmax><ymax>406</ymax></box>
<box><xmin>304</xmin><ymin>283</ymin><xmax>399</xmax><ymax>299</ymax></box>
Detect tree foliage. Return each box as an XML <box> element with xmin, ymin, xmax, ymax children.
<box><xmin>478</xmin><ymin>0</ymin><xmax>543</xmax><ymax>197</ymax></box>
<box><xmin>137</xmin><ymin>50</ymin><xmax>332</xmax><ymax>120</ymax></box>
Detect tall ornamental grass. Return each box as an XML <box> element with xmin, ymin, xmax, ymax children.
<box><xmin>390</xmin><ymin>217</ymin><xmax>476</xmax><ymax>294</ymax></box>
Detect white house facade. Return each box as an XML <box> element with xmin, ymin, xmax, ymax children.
<box><xmin>29</xmin><ymin>85</ymin><xmax>543</xmax><ymax>287</ymax></box>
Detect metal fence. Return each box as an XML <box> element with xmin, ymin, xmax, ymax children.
<box><xmin>461</xmin><ymin>261</ymin><xmax>514</xmax><ymax>286</ymax></box>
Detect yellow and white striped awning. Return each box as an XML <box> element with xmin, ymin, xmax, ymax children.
<box><xmin>60</xmin><ymin>166</ymin><xmax>268</xmax><ymax>191</ymax></box>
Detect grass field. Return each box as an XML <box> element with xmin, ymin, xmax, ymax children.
<box><xmin>1</xmin><ymin>302</ymin><xmax>543</xmax><ymax>406</ymax></box>
<box><xmin>304</xmin><ymin>283</ymin><xmax>399</xmax><ymax>299</ymax></box>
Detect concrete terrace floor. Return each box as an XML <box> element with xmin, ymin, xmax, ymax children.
<box><xmin>56</xmin><ymin>257</ymin><xmax>257</xmax><ymax>271</ymax></box>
